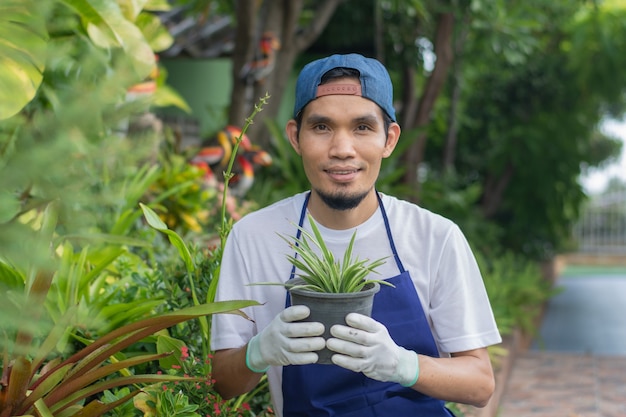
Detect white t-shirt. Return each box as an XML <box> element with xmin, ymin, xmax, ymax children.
<box><xmin>210</xmin><ymin>192</ymin><xmax>502</xmax><ymax>416</ymax></box>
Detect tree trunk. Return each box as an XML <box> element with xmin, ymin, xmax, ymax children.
<box><xmin>402</xmin><ymin>12</ymin><xmax>455</xmax><ymax>200</ymax></box>
<box><xmin>481</xmin><ymin>161</ymin><xmax>515</xmax><ymax>218</ymax></box>
<box><xmin>443</xmin><ymin>12</ymin><xmax>471</xmax><ymax>172</ymax></box>
<box><xmin>229</xmin><ymin>0</ymin><xmax>259</xmax><ymax>129</ymax></box>
<box><xmin>401</xmin><ymin>65</ymin><xmax>418</xmax><ymax>129</ymax></box>
<box><xmin>228</xmin><ymin>0</ymin><xmax>344</xmax><ymax>146</ymax></box>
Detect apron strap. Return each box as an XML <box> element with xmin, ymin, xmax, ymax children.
<box><xmin>376</xmin><ymin>192</ymin><xmax>405</xmax><ymax>274</ymax></box>
<box><xmin>288</xmin><ymin>191</ymin><xmax>312</xmax><ymax>281</ymax></box>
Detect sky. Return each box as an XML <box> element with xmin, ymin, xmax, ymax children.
<box><xmin>579</xmin><ymin>117</ymin><xmax>626</xmax><ymax>195</ymax></box>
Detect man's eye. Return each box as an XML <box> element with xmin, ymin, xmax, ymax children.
<box><xmin>313</xmin><ymin>124</ymin><xmax>328</xmax><ymax>131</ymax></box>
<box><xmin>357</xmin><ymin>124</ymin><xmax>372</xmax><ymax>131</ymax></box>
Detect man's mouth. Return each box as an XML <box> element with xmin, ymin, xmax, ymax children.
<box><xmin>328</xmin><ymin>169</ymin><xmax>357</xmax><ymax>174</ymax></box>
<box><xmin>326</xmin><ymin>168</ymin><xmax>359</xmax><ymax>181</ymax></box>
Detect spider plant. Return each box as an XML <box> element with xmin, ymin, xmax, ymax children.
<box><xmin>278</xmin><ymin>214</ymin><xmax>394</xmax><ymax>293</ymax></box>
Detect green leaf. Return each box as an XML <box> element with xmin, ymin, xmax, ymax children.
<box><xmin>0</xmin><ymin>190</ymin><xmax>21</xmax><ymax>223</ymax></box>
<box><xmin>276</xmin><ymin>214</ymin><xmax>391</xmax><ymax>293</ymax></box>
<box><xmin>156</xmin><ymin>335</ymin><xmax>186</xmax><ymax>371</ymax></box>
<box><xmin>33</xmin><ymin>398</ymin><xmax>54</xmax><ymax>417</ymax></box>
<box><xmin>139</xmin><ymin>203</ymin><xmax>195</xmax><ymax>274</ymax></box>
<box><xmin>72</xmin><ymin>389</ymin><xmax>141</xmax><ymax>417</ymax></box>
<box><xmin>153</xmin><ymin>84</ymin><xmax>192</xmax><ymax>112</ymax></box>
<box><xmin>116</xmin><ymin>0</ymin><xmax>147</xmax><ymax>20</ymax></box>
<box><xmin>140</xmin><ymin>202</ymin><xmax>167</xmax><ymax>229</ymax></box>
<box><xmin>27</xmin><ymin>363</ymin><xmax>73</xmax><ymax>407</ymax></box>
<box><xmin>136</xmin><ymin>11</ymin><xmax>173</xmax><ymax>52</ymax></box>
<box><xmin>58</xmin><ymin>233</ymin><xmax>151</xmax><ymax>248</ymax></box>
<box><xmin>0</xmin><ymin>0</ymin><xmax>47</xmax><ymax>120</ymax></box>
<box><xmin>0</xmin><ymin>261</ymin><xmax>24</xmax><ymax>288</ymax></box>
<box><xmin>31</xmin><ymin>308</ymin><xmax>77</xmax><ymax>373</ymax></box>
<box><xmin>144</xmin><ymin>0</ymin><xmax>171</xmax><ymax>11</ymax></box>
<box><xmin>4</xmin><ymin>356</ymin><xmax>32</xmax><ymax>411</ymax></box>
<box><xmin>97</xmin><ymin>299</ymin><xmax>164</xmax><ymax>333</ymax></box>
<box><xmin>50</xmin><ymin>374</ymin><xmax>203</xmax><ymax>414</ymax></box>
<box><xmin>60</xmin><ymin>0</ymin><xmax>155</xmax><ymax>80</ymax></box>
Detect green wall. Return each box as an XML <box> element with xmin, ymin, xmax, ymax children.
<box><xmin>160</xmin><ymin>58</ymin><xmax>232</xmax><ymax>136</ymax></box>
<box><xmin>160</xmin><ymin>57</ymin><xmax>298</xmax><ymax>140</ymax></box>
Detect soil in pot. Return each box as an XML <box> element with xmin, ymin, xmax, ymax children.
<box><xmin>288</xmin><ymin>278</ymin><xmax>381</xmax><ymax>364</ymax></box>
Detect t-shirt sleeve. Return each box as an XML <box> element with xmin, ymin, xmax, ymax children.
<box><xmin>210</xmin><ymin>229</ymin><xmax>256</xmax><ymax>351</ymax></box>
<box><xmin>429</xmin><ymin>225</ymin><xmax>502</xmax><ymax>353</ymax></box>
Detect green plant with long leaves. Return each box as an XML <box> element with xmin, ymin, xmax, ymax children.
<box><xmin>0</xmin><ymin>1</ymin><xmax>262</xmax><ymax>415</ymax></box>
<box><xmin>130</xmin><ymin>94</ymin><xmax>274</xmax><ymax>416</ymax></box>
<box><xmin>0</xmin><ymin>201</ymin><xmax>260</xmax><ymax>417</ymax></box>
<box><xmin>126</xmin><ymin>342</ymin><xmax>273</xmax><ymax>417</ymax></box>
<box><xmin>277</xmin><ymin>214</ymin><xmax>393</xmax><ymax>293</ymax></box>
<box><xmin>139</xmin><ymin>92</ymin><xmax>271</xmax><ymax>354</ymax></box>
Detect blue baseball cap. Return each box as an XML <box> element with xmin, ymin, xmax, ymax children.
<box><xmin>293</xmin><ymin>53</ymin><xmax>396</xmax><ymax>122</ymax></box>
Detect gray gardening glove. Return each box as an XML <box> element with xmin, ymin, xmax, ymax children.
<box><xmin>246</xmin><ymin>305</ymin><xmax>325</xmax><ymax>372</ymax></box>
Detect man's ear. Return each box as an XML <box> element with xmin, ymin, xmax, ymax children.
<box><xmin>383</xmin><ymin>122</ymin><xmax>401</xmax><ymax>158</ymax></box>
<box><xmin>285</xmin><ymin>119</ymin><xmax>301</xmax><ymax>155</ymax></box>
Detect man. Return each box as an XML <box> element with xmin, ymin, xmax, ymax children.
<box><xmin>210</xmin><ymin>53</ymin><xmax>502</xmax><ymax>416</ymax></box>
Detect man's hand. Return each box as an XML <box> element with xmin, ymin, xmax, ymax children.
<box><xmin>246</xmin><ymin>305</ymin><xmax>325</xmax><ymax>372</ymax></box>
<box><xmin>326</xmin><ymin>313</ymin><xmax>419</xmax><ymax>387</ymax></box>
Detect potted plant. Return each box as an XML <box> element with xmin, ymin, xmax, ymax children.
<box><xmin>278</xmin><ymin>214</ymin><xmax>394</xmax><ymax>364</ymax></box>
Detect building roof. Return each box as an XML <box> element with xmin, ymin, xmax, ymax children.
<box><xmin>157</xmin><ymin>5</ymin><xmax>235</xmax><ymax>58</ymax></box>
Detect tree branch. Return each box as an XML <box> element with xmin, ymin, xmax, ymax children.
<box><xmin>403</xmin><ymin>12</ymin><xmax>455</xmax><ymax>198</ymax></box>
<box><xmin>481</xmin><ymin>162</ymin><xmax>515</xmax><ymax>218</ymax></box>
<box><xmin>296</xmin><ymin>0</ymin><xmax>345</xmax><ymax>50</ymax></box>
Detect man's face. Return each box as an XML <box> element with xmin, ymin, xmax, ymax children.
<box><xmin>286</xmin><ymin>78</ymin><xmax>400</xmax><ymax>211</ymax></box>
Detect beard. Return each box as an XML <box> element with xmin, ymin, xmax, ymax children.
<box><xmin>314</xmin><ymin>187</ymin><xmax>370</xmax><ymax>211</ymax></box>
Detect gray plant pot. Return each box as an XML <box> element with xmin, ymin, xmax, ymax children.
<box><xmin>288</xmin><ymin>278</ymin><xmax>381</xmax><ymax>364</ymax></box>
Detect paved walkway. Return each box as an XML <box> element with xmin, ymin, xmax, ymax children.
<box><xmin>498</xmin><ymin>266</ymin><xmax>626</xmax><ymax>416</ymax></box>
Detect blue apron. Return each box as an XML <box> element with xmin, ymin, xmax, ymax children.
<box><xmin>282</xmin><ymin>192</ymin><xmax>454</xmax><ymax>416</ymax></box>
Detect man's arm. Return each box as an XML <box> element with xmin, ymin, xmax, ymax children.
<box><xmin>212</xmin><ymin>346</ymin><xmax>263</xmax><ymax>400</ymax></box>
<box><xmin>410</xmin><ymin>348</ymin><xmax>495</xmax><ymax>407</ymax></box>
<box><xmin>328</xmin><ymin>313</ymin><xmax>496</xmax><ymax>408</ymax></box>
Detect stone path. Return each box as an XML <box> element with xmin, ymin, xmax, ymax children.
<box><xmin>499</xmin><ymin>352</ymin><xmax>626</xmax><ymax>416</ymax></box>
<box><xmin>497</xmin><ymin>269</ymin><xmax>626</xmax><ymax>417</ymax></box>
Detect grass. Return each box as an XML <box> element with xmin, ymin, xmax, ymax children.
<box><xmin>561</xmin><ymin>264</ymin><xmax>626</xmax><ymax>277</ymax></box>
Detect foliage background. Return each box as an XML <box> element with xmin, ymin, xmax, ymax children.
<box><xmin>1</xmin><ymin>0</ymin><xmax>625</xmax><ymax>415</ymax></box>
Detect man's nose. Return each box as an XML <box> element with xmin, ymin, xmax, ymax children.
<box><xmin>329</xmin><ymin>130</ymin><xmax>356</xmax><ymax>158</ymax></box>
